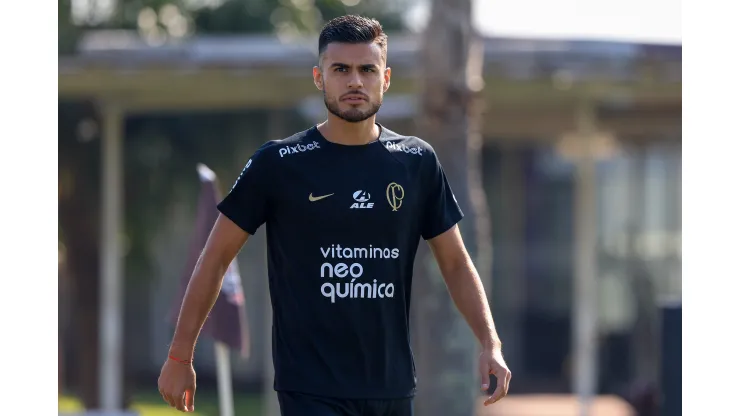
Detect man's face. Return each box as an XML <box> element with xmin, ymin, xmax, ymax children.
<box><xmin>313</xmin><ymin>42</ymin><xmax>391</xmax><ymax>123</ymax></box>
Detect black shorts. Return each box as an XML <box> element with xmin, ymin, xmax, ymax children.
<box><xmin>277</xmin><ymin>391</ymin><xmax>414</xmax><ymax>416</ymax></box>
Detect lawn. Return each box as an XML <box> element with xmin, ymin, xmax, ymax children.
<box><xmin>59</xmin><ymin>391</ymin><xmax>262</xmax><ymax>416</ymax></box>
<box><xmin>60</xmin><ymin>392</ymin><xmax>636</xmax><ymax>416</ymax></box>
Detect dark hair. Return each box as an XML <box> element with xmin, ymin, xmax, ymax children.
<box><xmin>318</xmin><ymin>15</ymin><xmax>387</xmax><ymax>61</ymax></box>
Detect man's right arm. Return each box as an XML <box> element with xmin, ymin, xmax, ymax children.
<box><xmin>167</xmin><ymin>214</ymin><xmax>250</xmax><ymax>360</ymax></box>
<box><xmin>168</xmin><ymin>143</ymin><xmax>273</xmax><ymax>360</ymax></box>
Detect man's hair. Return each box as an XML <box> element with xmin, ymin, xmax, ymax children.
<box><xmin>318</xmin><ymin>15</ymin><xmax>388</xmax><ymax>62</ymax></box>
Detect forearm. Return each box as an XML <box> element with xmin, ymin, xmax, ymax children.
<box><xmin>443</xmin><ymin>260</ymin><xmax>501</xmax><ymax>350</ymax></box>
<box><xmin>168</xmin><ymin>253</ymin><xmax>229</xmax><ymax>359</ymax></box>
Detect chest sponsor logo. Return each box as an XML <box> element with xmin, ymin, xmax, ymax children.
<box><xmin>350</xmin><ymin>190</ymin><xmax>374</xmax><ymax>209</ymax></box>
<box><xmin>278</xmin><ymin>141</ymin><xmax>320</xmax><ymax>158</ymax></box>
<box><xmin>385</xmin><ymin>141</ymin><xmax>423</xmax><ymax>156</ymax></box>
<box><xmin>318</xmin><ymin>244</ymin><xmax>399</xmax><ymax>303</ymax></box>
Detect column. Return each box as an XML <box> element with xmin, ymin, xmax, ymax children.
<box><xmin>571</xmin><ymin>100</ymin><xmax>599</xmax><ymax>416</ymax></box>
<box><xmin>99</xmin><ymin>101</ymin><xmax>125</xmax><ymax>411</ymax></box>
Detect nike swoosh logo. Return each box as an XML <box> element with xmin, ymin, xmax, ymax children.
<box><xmin>309</xmin><ymin>193</ymin><xmax>334</xmax><ymax>202</ymax></box>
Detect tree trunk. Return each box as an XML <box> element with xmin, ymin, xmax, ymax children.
<box><xmin>414</xmin><ymin>0</ymin><xmax>493</xmax><ymax>414</ymax></box>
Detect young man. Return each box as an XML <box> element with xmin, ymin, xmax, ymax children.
<box><xmin>158</xmin><ymin>15</ymin><xmax>511</xmax><ymax>415</ymax></box>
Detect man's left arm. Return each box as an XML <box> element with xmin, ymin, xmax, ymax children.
<box><xmin>427</xmin><ymin>225</ymin><xmax>512</xmax><ymax>406</ymax></box>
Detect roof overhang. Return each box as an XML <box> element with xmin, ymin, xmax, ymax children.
<box><xmin>59</xmin><ymin>31</ymin><xmax>681</xmax><ymax>142</ymax></box>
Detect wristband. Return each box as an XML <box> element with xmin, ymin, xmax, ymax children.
<box><xmin>168</xmin><ymin>354</ymin><xmax>193</xmax><ymax>365</ymax></box>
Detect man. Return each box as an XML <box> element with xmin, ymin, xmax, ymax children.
<box><xmin>158</xmin><ymin>15</ymin><xmax>511</xmax><ymax>415</ymax></box>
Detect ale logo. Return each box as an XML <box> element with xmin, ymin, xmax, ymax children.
<box><xmin>350</xmin><ymin>190</ymin><xmax>374</xmax><ymax>209</ymax></box>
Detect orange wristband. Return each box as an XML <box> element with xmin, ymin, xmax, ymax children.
<box><xmin>168</xmin><ymin>355</ymin><xmax>193</xmax><ymax>365</ymax></box>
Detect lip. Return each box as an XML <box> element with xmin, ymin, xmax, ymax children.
<box><xmin>341</xmin><ymin>94</ymin><xmax>368</xmax><ymax>102</ymax></box>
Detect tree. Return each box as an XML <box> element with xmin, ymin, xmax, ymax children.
<box><xmin>60</xmin><ymin>0</ymin><xmax>410</xmax><ymax>55</ymax></box>
<box><xmin>414</xmin><ymin>0</ymin><xmax>494</xmax><ymax>415</ymax></box>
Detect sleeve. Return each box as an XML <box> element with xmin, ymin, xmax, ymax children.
<box><xmin>420</xmin><ymin>150</ymin><xmax>464</xmax><ymax>240</ymax></box>
<box><xmin>217</xmin><ymin>145</ymin><xmax>272</xmax><ymax>235</ymax></box>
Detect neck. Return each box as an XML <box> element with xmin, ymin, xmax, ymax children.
<box><xmin>318</xmin><ymin>114</ymin><xmax>379</xmax><ymax>146</ymax></box>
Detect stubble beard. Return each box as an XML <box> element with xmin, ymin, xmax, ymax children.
<box><xmin>323</xmin><ymin>88</ymin><xmax>382</xmax><ymax>123</ymax></box>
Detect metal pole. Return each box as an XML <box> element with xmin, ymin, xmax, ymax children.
<box><xmin>214</xmin><ymin>342</ymin><xmax>235</xmax><ymax>416</ymax></box>
<box><xmin>571</xmin><ymin>100</ymin><xmax>599</xmax><ymax>416</ymax></box>
<box><xmin>99</xmin><ymin>101</ymin><xmax>124</xmax><ymax>411</ymax></box>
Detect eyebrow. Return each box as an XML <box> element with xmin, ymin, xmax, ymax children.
<box><xmin>329</xmin><ymin>63</ymin><xmax>379</xmax><ymax>70</ymax></box>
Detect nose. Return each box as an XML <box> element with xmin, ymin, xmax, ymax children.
<box><xmin>347</xmin><ymin>72</ymin><xmax>363</xmax><ymax>89</ymax></box>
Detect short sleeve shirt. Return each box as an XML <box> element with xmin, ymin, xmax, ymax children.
<box><xmin>218</xmin><ymin>125</ymin><xmax>463</xmax><ymax>399</ymax></box>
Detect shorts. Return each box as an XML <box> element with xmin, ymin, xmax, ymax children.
<box><xmin>277</xmin><ymin>391</ymin><xmax>414</xmax><ymax>416</ymax></box>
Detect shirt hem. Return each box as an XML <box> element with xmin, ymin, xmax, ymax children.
<box><xmin>421</xmin><ymin>211</ymin><xmax>464</xmax><ymax>240</ymax></box>
<box><xmin>216</xmin><ymin>203</ymin><xmax>259</xmax><ymax>235</ymax></box>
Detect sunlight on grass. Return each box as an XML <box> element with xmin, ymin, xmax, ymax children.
<box><xmin>58</xmin><ymin>395</ymin><xmax>84</xmax><ymax>413</ymax></box>
<box><xmin>59</xmin><ymin>392</ymin><xmax>262</xmax><ymax>416</ymax></box>
<box><xmin>130</xmin><ymin>403</ymin><xmax>210</xmax><ymax>416</ymax></box>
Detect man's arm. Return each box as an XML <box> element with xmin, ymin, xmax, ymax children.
<box><xmin>427</xmin><ymin>224</ymin><xmax>511</xmax><ymax>405</ymax></box>
<box><xmin>168</xmin><ymin>214</ymin><xmax>250</xmax><ymax>360</ymax></box>
<box><xmin>427</xmin><ymin>224</ymin><xmax>499</xmax><ymax>350</ymax></box>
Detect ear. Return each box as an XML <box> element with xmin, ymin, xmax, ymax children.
<box><xmin>383</xmin><ymin>66</ymin><xmax>392</xmax><ymax>93</ymax></box>
<box><xmin>312</xmin><ymin>66</ymin><xmax>323</xmax><ymax>90</ymax></box>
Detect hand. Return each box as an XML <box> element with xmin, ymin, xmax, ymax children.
<box><xmin>479</xmin><ymin>346</ymin><xmax>511</xmax><ymax>406</ymax></box>
<box><xmin>158</xmin><ymin>357</ymin><xmax>197</xmax><ymax>412</ymax></box>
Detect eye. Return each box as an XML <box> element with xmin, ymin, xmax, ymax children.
<box><xmin>334</xmin><ymin>67</ymin><xmax>348</xmax><ymax>72</ymax></box>
<box><xmin>363</xmin><ymin>68</ymin><xmax>375</xmax><ymax>73</ymax></box>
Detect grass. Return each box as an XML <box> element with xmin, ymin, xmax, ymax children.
<box><xmin>59</xmin><ymin>391</ymin><xmax>262</xmax><ymax>416</ymax></box>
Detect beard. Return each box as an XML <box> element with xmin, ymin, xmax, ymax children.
<box><xmin>323</xmin><ymin>89</ymin><xmax>382</xmax><ymax>123</ymax></box>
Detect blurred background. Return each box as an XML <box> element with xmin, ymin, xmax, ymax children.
<box><xmin>58</xmin><ymin>0</ymin><xmax>681</xmax><ymax>415</ymax></box>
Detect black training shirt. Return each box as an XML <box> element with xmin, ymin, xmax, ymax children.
<box><xmin>217</xmin><ymin>124</ymin><xmax>463</xmax><ymax>399</ymax></box>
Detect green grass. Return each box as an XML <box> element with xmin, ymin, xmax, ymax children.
<box><xmin>59</xmin><ymin>391</ymin><xmax>262</xmax><ymax>416</ymax></box>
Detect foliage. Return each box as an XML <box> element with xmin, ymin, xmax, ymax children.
<box><xmin>59</xmin><ymin>0</ymin><xmax>411</xmax><ymax>55</ymax></box>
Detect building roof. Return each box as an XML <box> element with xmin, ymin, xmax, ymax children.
<box><xmin>58</xmin><ymin>31</ymin><xmax>681</xmax><ymax>141</ymax></box>
<box><xmin>60</xmin><ymin>31</ymin><xmax>681</xmax><ymax>83</ymax></box>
